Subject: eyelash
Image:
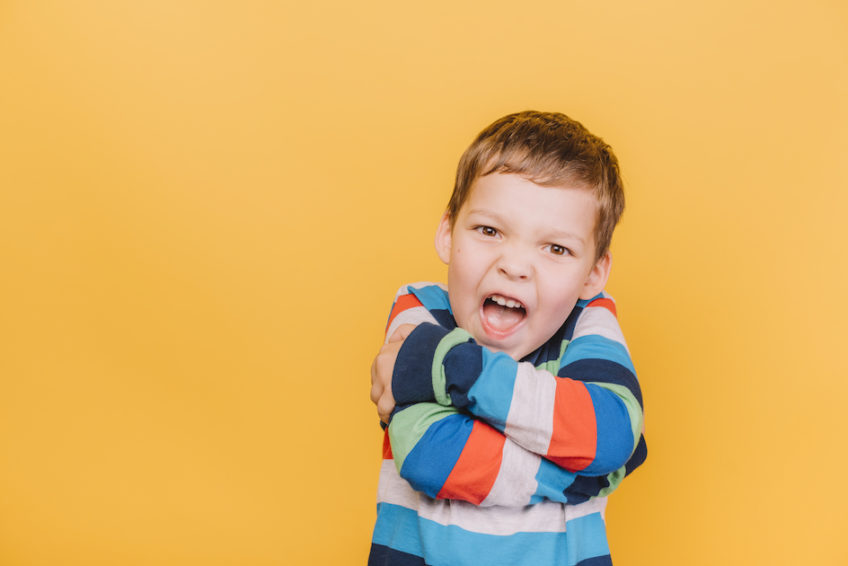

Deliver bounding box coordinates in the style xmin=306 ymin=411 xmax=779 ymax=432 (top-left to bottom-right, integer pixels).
xmin=475 ymin=225 xmax=499 ymax=237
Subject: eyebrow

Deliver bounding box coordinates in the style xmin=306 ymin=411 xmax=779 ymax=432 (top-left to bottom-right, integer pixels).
xmin=547 ymin=229 xmax=586 ymax=245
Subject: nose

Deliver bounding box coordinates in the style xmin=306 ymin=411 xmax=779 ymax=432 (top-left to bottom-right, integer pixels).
xmin=497 ymin=245 xmax=532 ymax=281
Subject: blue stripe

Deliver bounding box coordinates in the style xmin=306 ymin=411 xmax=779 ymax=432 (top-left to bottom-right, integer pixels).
xmin=560 ymin=335 xmax=635 ymax=375
xmin=410 ymin=284 xmax=452 ymax=312
xmin=532 ymin=458 xmax=577 ymax=503
xmin=558 ymin=358 xmax=641 ymax=407
xmin=373 ymin=502 xmax=610 ymax=566
xmin=465 ymin=349 xmax=518 ymax=430
xmin=580 ymin=384 xmax=634 ymax=475
xmin=400 ymin=414 xmax=472 ymax=498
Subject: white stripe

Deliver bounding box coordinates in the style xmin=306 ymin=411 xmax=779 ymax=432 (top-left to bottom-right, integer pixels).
xmin=377 ymin=459 xmax=419 ymax=507
xmin=421 ymin=497 xmax=568 ymax=535
xmin=385 ymin=307 xmax=438 ymax=343
xmin=572 ymin=305 xmax=629 ymax=352
xmin=377 ymin=460 xmax=608 ymax=535
xmin=503 ymin=363 xmax=556 ymax=453
xmin=565 ymin=496 xmax=607 ymax=522
xmin=480 ymin=439 xmax=540 ymax=507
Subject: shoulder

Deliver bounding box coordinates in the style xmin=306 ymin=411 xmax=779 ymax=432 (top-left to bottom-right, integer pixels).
xmin=386 ymin=282 xmax=456 ymax=335
xmin=576 ymin=290 xmax=618 ymax=318
xmin=569 ymin=291 xmax=628 ymax=343
xmin=391 ymin=282 xmax=450 ymax=312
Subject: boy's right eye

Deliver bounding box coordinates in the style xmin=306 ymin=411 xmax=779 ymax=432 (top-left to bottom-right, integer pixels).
xmin=476 ymin=226 xmax=498 ymax=237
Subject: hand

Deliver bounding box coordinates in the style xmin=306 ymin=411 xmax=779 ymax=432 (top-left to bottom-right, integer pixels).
xmin=370 ymin=324 xmax=416 ymax=423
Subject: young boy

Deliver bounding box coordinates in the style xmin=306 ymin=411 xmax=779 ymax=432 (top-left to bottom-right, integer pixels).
xmin=368 ymin=111 xmax=647 ymax=566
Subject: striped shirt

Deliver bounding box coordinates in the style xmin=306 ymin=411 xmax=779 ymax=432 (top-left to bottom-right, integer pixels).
xmin=369 ymin=283 xmax=647 ymax=566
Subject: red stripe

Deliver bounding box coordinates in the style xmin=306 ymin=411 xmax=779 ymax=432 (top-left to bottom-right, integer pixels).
xmin=586 ymin=297 xmax=616 ymax=316
xmin=547 ymin=379 xmax=597 ymax=472
xmin=386 ymin=293 xmax=424 ymax=331
xmin=382 ymin=428 xmax=393 ymax=460
xmin=437 ymin=420 xmax=505 ymax=504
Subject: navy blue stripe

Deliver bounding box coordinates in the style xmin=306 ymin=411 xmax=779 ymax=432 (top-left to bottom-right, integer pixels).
xmin=443 ymin=341 xmax=483 ymax=408
xmin=368 ymin=543 xmax=427 ymax=566
xmin=564 ymin=473 xmax=612 ymax=502
xmin=561 ymin=304 xmax=584 ymax=341
xmin=558 ymin=358 xmax=642 ymax=407
xmin=430 ymin=308 xmax=457 ymax=330
xmin=625 ymin=434 xmax=648 ymax=476
xmin=575 ymin=555 xmax=612 ymax=566
xmin=393 ymin=323 xmax=449 ymax=405
xmin=521 ymin=306 xmax=583 ymax=366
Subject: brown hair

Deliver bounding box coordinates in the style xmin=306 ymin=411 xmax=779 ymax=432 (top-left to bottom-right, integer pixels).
xmin=448 ymin=110 xmax=625 ymax=261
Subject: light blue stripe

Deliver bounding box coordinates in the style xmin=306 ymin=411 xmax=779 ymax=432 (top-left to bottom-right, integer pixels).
xmin=410 ymin=284 xmax=452 ymax=312
xmin=465 ymin=349 xmax=517 ymax=430
xmin=563 ymin=512 xmax=611 ymax=566
xmin=372 ymin=502 xmax=424 ymax=559
xmin=560 ymin=335 xmax=635 ymax=375
xmin=533 ymin=458 xmax=577 ymax=503
xmin=373 ymin=502 xmax=610 ymax=566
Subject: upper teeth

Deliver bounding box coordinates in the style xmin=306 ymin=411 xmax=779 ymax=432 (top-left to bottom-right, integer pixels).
xmin=491 ymin=294 xmax=522 ymax=309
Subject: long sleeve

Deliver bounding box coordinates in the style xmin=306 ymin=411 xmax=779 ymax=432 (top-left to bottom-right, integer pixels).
xmin=383 ymin=283 xmax=646 ymax=505
xmin=389 ymin=283 xmax=645 ymax=478
xmin=387 ymin=402 xmax=591 ymax=506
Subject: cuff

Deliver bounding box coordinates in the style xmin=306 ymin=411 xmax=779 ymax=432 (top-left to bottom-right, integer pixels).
xmin=392 ymin=323 xmax=450 ymax=405
xmin=431 ymin=327 xmax=476 ymax=405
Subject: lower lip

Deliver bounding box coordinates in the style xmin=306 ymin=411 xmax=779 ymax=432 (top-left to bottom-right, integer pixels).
xmin=478 ymin=304 xmax=526 ymax=341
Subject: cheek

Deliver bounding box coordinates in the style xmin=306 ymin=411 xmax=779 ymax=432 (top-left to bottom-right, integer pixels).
xmin=541 ymin=282 xmax=580 ymax=317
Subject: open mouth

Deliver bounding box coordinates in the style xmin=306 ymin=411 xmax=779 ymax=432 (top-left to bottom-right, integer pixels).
xmin=481 ymin=294 xmax=527 ymax=336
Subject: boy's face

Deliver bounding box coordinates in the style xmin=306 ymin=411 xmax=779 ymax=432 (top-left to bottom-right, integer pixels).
xmin=435 ymin=172 xmax=611 ymax=360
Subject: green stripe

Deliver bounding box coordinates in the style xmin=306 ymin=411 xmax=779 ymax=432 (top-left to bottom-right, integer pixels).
xmin=598 ymin=466 xmax=627 ymax=497
xmin=540 ymin=358 xmax=560 ymax=375
xmin=388 ymin=403 xmax=460 ymax=471
xmin=558 ymin=338 xmax=570 ymax=362
xmin=431 ymin=327 xmax=474 ymax=406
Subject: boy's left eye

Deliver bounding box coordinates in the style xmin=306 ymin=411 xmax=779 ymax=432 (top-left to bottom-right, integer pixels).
xmin=548 ymin=244 xmax=570 ymax=256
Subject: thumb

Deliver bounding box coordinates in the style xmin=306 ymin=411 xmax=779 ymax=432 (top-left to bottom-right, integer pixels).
xmin=388 ymin=323 xmax=416 ymax=343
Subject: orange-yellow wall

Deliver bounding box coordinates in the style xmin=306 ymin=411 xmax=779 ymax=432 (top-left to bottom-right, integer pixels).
xmin=2 ymin=2 xmax=846 ymax=564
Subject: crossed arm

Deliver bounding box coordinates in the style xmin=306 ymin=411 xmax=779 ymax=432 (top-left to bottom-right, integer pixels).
xmin=370 ymin=283 xmax=646 ymax=507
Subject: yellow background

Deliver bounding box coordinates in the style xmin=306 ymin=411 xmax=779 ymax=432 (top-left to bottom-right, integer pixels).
xmin=2 ymin=1 xmax=846 ymax=564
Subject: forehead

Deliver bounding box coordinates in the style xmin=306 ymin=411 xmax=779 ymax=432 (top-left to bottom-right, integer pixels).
xmin=460 ymin=173 xmax=599 ymax=236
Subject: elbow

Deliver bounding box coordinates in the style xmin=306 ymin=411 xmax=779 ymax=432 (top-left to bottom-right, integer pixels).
xmin=583 ymin=395 xmax=639 ymax=475
xmin=580 ymin=430 xmax=634 ymax=476
xmin=575 ymin=383 xmax=641 ymax=475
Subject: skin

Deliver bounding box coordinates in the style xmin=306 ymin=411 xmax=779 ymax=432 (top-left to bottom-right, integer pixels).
xmin=371 ymin=173 xmax=611 ymax=422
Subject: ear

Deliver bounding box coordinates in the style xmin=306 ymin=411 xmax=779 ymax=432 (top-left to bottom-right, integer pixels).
xmin=434 ymin=212 xmax=452 ymax=265
xmin=579 ymin=251 xmax=612 ymax=300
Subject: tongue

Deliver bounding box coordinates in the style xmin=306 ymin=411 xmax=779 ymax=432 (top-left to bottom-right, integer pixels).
xmin=483 ymin=302 xmax=524 ymax=332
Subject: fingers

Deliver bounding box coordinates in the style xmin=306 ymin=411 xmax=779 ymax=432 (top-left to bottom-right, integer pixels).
xmin=388 ymin=323 xmax=416 ymax=343
xmin=372 ymin=328 xmax=410 ymax=422
xmin=377 ymin=394 xmax=393 ymax=424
